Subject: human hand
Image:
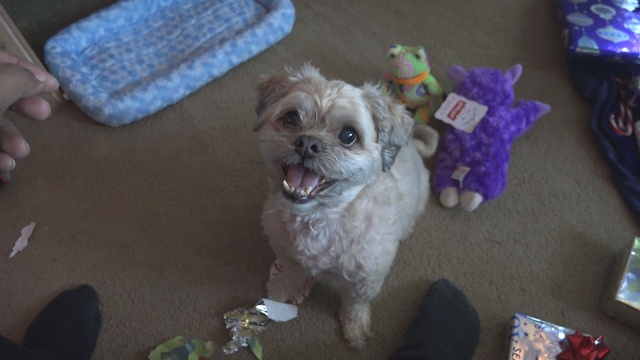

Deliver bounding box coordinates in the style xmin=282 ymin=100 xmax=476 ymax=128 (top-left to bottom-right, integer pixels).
xmin=0 ymin=50 xmax=59 ymax=179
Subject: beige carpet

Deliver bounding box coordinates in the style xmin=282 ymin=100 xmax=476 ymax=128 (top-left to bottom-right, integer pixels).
xmin=1 ymin=0 xmax=639 ymax=359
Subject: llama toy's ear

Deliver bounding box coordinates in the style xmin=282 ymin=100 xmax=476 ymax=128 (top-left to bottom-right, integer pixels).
xmin=447 ymin=65 xmax=468 ymax=83
xmin=505 ymin=64 xmax=523 ymax=85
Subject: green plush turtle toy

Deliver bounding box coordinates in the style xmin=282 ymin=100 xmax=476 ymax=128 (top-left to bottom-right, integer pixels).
xmin=383 ymin=44 xmax=444 ymax=124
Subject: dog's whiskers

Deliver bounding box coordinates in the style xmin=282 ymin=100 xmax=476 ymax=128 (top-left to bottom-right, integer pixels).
xmin=265 ymin=202 xmax=291 ymax=221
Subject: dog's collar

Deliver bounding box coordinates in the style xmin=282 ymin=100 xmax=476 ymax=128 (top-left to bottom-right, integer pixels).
xmin=390 ymin=71 xmax=428 ymax=86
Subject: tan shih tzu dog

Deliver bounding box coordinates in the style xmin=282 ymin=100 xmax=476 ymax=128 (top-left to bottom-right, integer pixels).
xmin=253 ymin=65 xmax=437 ymax=348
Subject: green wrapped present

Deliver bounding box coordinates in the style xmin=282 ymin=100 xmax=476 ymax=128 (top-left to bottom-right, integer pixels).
xmin=602 ymin=236 xmax=640 ymax=330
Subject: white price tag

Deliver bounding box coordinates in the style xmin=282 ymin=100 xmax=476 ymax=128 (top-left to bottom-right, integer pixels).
xmin=451 ymin=166 xmax=471 ymax=187
xmin=435 ymin=92 xmax=488 ymax=133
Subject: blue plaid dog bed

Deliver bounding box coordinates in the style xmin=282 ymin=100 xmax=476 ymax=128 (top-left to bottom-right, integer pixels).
xmin=45 ymin=0 xmax=295 ymax=127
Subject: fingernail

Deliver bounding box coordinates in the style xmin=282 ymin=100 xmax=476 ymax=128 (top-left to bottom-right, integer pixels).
xmin=35 ymin=72 xmax=48 ymax=83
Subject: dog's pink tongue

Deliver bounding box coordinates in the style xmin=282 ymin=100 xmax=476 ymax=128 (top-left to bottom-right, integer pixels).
xmin=287 ymin=164 xmax=321 ymax=189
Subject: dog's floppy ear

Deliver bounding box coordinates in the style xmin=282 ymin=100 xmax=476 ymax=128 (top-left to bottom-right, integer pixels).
xmin=254 ymin=72 xmax=290 ymax=131
xmin=362 ymin=83 xmax=414 ymax=172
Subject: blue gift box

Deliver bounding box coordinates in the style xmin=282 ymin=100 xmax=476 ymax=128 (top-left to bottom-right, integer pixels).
xmin=558 ymin=0 xmax=640 ymax=63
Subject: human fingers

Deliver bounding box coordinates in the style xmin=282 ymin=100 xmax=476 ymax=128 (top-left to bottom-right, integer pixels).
xmin=0 ymin=116 xmax=29 ymax=173
xmin=0 ymin=151 xmax=17 ymax=173
xmin=11 ymin=96 xmax=52 ymax=121
xmin=0 ymin=63 xmax=51 ymax=117
xmin=0 ymin=50 xmax=59 ymax=92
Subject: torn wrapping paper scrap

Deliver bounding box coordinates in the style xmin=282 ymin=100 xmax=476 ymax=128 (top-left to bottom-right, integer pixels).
xmin=222 ymin=307 xmax=269 ymax=358
xmin=255 ymin=298 xmax=298 ymax=322
xmin=249 ymin=336 xmax=263 ymax=360
xmin=9 ymin=222 xmax=36 ymax=258
xmin=222 ymin=298 xmax=298 ymax=358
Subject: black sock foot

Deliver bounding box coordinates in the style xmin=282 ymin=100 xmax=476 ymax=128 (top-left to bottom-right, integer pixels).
xmin=23 ymin=284 xmax=102 ymax=360
xmin=389 ymin=278 xmax=481 ymax=360
xmin=0 ymin=335 xmax=65 ymax=360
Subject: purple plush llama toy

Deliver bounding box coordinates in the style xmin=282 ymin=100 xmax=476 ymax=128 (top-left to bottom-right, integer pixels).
xmin=433 ymin=64 xmax=551 ymax=211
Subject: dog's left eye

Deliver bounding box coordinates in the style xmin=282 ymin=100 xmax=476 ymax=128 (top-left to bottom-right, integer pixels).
xmin=338 ymin=127 xmax=358 ymax=146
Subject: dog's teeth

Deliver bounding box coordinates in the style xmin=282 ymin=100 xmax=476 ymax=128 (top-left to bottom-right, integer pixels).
xmin=283 ymin=180 xmax=315 ymax=196
xmin=283 ymin=180 xmax=293 ymax=194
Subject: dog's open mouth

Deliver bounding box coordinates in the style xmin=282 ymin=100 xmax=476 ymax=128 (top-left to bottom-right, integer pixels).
xmin=282 ymin=163 xmax=338 ymax=204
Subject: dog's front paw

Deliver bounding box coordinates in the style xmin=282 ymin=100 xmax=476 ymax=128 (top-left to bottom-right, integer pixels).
xmin=266 ymin=279 xmax=296 ymax=304
xmin=267 ymin=260 xmax=315 ymax=305
xmin=339 ymin=303 xmax=372 ymax=349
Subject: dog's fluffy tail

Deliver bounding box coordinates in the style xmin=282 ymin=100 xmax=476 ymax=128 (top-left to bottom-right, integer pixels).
xmin=411 ymin=124 xmax=439 ymax=159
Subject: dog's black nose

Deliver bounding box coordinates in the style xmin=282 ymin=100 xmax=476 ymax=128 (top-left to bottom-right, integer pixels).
xmin=295 ymin=135 xmax=324 ymax=158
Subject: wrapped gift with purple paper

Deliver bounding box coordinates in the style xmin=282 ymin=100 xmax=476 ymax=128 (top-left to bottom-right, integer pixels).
xmin=507 ymin=312 xmax=611 ymax=360
xmin=558 ymin=0 xmax=640 ymax=63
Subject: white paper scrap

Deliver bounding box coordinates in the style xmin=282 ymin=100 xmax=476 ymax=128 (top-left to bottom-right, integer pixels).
xmin=260 ymin=298 xmax=298 ymax=322
xmin=9 ymin=222 xmax=36 ymax=258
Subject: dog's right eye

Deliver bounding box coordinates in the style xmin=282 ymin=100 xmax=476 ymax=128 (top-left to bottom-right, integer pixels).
xmin=283 ymin=111 xmax=300 ymax=128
